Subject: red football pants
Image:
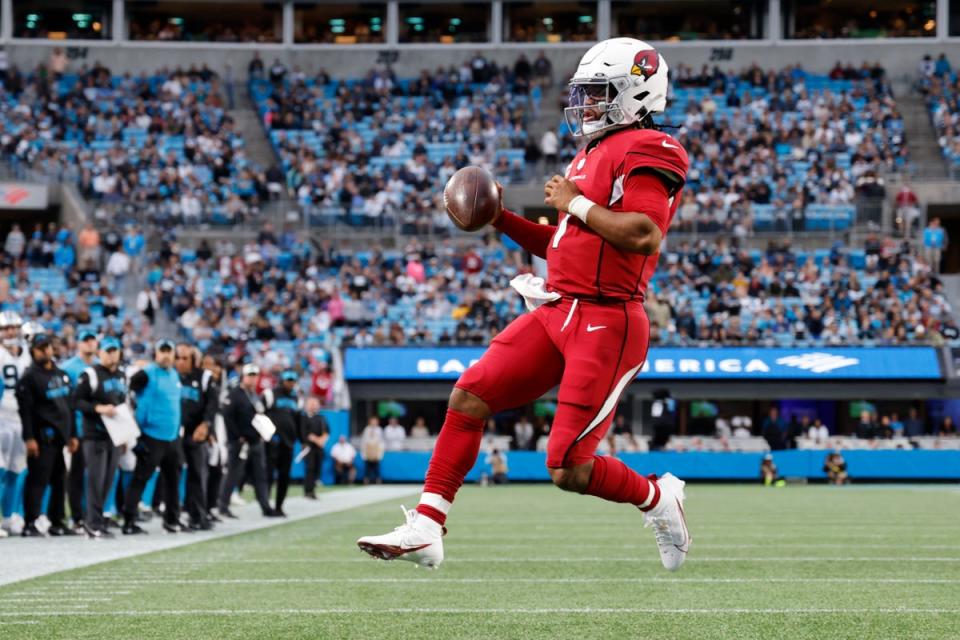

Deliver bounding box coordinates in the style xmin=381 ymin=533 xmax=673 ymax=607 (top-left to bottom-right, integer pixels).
xmin=457 ymin=297 xmax=650 ymax=468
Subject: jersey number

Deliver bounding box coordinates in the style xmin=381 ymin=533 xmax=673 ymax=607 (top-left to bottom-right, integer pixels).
xmin=2 ymin=365 xmax=17 ymax=391
xmin=552 ymin=214 xmax=570 ymax=249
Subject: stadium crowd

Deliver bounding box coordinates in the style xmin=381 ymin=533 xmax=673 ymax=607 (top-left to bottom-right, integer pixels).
xmin=0 ymin=55 xmax=914 ymax=235
xmin=203 ymin=231 xmax=949 ymax=349
xmin=551 ymin=61 xmax=904 ymax=234
xmin=919 ymin=53 xmax=960 ymax=175
xmin=252 ymin=53 xmax=547 ymax=228
xmin=0 ymin=60 xmax=273 ymax=227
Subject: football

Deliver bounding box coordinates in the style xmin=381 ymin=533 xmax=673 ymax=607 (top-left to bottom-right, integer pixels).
xmin=443 ymin=166 xmax=501 ymax=232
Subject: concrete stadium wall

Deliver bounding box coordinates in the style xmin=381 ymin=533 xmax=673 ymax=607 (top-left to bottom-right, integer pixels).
xmin=5 ymin=40 xmax=960 ymax=80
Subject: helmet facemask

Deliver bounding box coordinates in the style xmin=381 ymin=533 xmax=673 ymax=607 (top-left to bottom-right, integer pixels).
xmin=564 ymin=75 xmax=645 ymax=139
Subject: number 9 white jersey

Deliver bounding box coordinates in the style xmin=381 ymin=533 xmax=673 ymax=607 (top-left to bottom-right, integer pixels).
xmin=0 ymin=344 xmax=31 ymax=422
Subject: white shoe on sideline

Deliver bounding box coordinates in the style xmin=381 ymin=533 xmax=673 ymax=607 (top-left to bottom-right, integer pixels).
xmin=230 ymin=493 xmax=247 ymax=507
xmin=357 ymin=506 xmax=445 ymax=569
xmin=642 ymin=473 xmax=691 ymax=571
xmin=1 ymin=514 xmax=24 ymax=536
xmin=35 ymin=515 xmax=51 ymax=534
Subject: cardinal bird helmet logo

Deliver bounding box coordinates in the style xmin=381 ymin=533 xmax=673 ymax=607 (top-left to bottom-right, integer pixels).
xmin=631 ymin=50 xmax=659 ymax=80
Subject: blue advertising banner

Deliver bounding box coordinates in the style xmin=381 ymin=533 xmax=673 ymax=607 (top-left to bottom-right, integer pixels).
xmin=371 ymin=450 xmax=960 ymax=482
xmin=346 ymin=347 xmax=942 ymax=381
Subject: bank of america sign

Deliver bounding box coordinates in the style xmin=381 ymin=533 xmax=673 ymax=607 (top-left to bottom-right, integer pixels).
xmin=345 ymin=347 xmax=941 ymax=381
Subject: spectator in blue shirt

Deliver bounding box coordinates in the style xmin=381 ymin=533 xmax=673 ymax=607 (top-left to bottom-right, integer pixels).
xmin=934 ymin=54 xmax=952 ymax=79
xmin=923 ymin=217 xmax=947 ymax=274
xmin=889 ymin=412 xmax=905 ymax=437
xmin=122 ymin=226 xmax=145 ymax=268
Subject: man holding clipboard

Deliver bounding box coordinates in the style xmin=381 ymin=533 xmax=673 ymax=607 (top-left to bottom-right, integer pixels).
xmin=217 ymin=363 xmax=280 ymax=519
xmin=73 ymin=336 xmax=128 ymax=538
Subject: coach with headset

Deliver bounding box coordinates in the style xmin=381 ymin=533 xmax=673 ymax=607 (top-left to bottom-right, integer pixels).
xmin=123 ymin=339 xmax=186 ymax=535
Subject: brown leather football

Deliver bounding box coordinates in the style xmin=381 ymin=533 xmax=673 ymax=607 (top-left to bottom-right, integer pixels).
xmin=443 ymin=166 xmax=500 ymax=232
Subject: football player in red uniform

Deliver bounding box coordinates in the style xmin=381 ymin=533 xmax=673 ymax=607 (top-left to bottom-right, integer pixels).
xmin=358 ymin=38 xmax=691 ymax=571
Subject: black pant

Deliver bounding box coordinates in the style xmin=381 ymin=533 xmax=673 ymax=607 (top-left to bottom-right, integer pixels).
xmin=122 ymin=435 xmax=182 ymax=526
xmin=364 ymin=459 xmax=381 ymax=484
xmin=334 ymin=462 xmax=355 ymax=485
xmin=83 ymin=439 xmax=119 ymax=532
xmin=218 ymin=440 xmax=271 ymax=514
xmin=207 ymin=458 xmax=223 ymax=513
xmin=266 ymin=441 xmax=293 ymax=510
xmin=183 ymin=443 xmax=209 ymax=524
xmin=24 ymin=432 xmax=66 ymax=527
xmin=153 ymin=440 xmax=185 ymax=514
xmin=303 ymin=448 xmax=325 ymax=495
xmin=68 ymin=442 xmax=86 ymax=524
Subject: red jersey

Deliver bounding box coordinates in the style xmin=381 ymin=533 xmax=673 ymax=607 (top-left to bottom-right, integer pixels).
xmin=547 ymin=127 xmax=688 ymax=301
xmin=311 ymin=369 xmax=333 ymax=402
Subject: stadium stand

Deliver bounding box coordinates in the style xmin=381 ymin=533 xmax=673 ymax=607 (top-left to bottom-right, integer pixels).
xmin=213 ymin=233 xmax=948 ymax=349
xmin=921 ymin=55 xmax=960 ymax=177
xmin=0 ymin=64 xmax=268 ymax=227
xmin=251 ymin=56 xmax=540 ymax=229
xmin=557 ymin=62 xmax=905 ymax=235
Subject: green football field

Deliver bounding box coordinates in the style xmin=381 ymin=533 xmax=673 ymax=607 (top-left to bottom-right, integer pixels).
xmin=2 ymin=483 xmax=959 ymax=639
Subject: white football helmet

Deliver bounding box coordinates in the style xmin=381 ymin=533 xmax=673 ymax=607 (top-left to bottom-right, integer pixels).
xmin=564 ymin=38 xmax=669 ymax=139
xmin=0 ymin=311 xmax=23 ymax=348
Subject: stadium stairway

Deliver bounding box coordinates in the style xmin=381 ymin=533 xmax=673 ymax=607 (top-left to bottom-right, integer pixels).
xmin=527 ymin=80 xmax=565 ymax=178
xmin=940 ymin=274 xmax=960 ymax=323
xmin=229 ymin=90 xmax=278 ymax=171
xmin=899 ymin=93 xmax=948 ymax=179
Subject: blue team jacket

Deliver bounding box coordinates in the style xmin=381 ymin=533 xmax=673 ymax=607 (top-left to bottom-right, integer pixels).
xmin=134 ymin=363 xmax=182 ymax=442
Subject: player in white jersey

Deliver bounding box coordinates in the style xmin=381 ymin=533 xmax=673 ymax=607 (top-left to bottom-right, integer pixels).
xmin=0 ymin=312 xmax=31 ymax=536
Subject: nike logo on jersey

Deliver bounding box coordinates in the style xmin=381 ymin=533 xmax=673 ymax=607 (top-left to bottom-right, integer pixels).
xmin=586 ymin=324 xmax=607 ymax=333
xmin=661 ymin=139 xmax=680 ymax=149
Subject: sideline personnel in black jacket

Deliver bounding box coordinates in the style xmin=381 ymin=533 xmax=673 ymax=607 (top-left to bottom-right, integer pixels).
xmin=73 ymin=336 xmax=127 ymax=538
xmin=217 ymin=363 xmax=276 ymax=518
xmin=300 ymin=396 xmax=330 ymax=499
xmin=263 ymin=370 xmax=301 ymax=516
xmin=176 ymin=343 xmax=219 ymax=530
xmin=17 ymin=334 xmax=76 ymax=537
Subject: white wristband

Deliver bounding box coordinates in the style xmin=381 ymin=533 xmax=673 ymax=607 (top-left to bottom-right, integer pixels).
xmin=567 ymin=195 xmax=595 ymax=223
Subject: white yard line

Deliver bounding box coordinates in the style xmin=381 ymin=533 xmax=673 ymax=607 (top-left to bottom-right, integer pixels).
xmin=44 ymin=577 xmax=960 ymax=586
xmin=0 ymin=485 xmax=419 ymax=587
xmin=102 ymin=555 xmax=960 ymax=564
xmin=3 ymin=607 xmax=960 ymax=617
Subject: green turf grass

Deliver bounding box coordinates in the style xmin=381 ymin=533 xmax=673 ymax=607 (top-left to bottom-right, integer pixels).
xmin=2 ymin=484 xmax=959 ymax=639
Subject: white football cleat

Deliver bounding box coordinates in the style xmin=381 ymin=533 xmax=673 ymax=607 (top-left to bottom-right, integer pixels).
xmin=2 ymin=514 xmax=24 ymax=536
xmin=357 ymin=506 xmax=445 ymax=569
xmin=642 ymin=473 xmax=691 ymax=571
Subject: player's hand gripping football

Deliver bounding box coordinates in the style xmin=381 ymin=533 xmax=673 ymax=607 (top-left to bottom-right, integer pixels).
xmin=544 ymin=175 xmax=581 ymax=213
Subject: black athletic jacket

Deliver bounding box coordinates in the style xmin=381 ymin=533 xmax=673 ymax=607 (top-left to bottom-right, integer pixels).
xmin=262 ymin=387 xmax=301 ymax=448
xmin=221 ymin=385 xmax=262 ymax=442
xmin=73 ymin=364 xmax=128 ymax=441
xmin=17 ymin=362 xmax=73 ymax=442
xmin=180 ymin=368 xmax=219 ymax=445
